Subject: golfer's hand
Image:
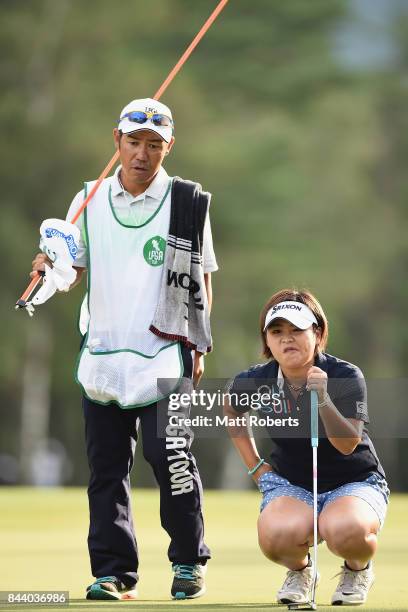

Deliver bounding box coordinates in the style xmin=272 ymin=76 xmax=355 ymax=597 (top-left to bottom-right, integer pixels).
xmin=253 ymin=462 xmax=273 ymax=484
xmin=30 ymin=253 xmax=52 ymax=278
xmin=306 ymin=366 xmax=328 ymax=402
xmin=193 ymin=352 xmax=204 ymax=388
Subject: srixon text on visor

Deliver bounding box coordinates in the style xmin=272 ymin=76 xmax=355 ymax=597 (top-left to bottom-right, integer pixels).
xmin=272 ymin=304 xmax=302 ymax=313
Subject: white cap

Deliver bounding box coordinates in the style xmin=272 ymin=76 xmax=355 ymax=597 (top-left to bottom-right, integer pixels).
xmin=118 ymin=98 xmax=173 ymax=142
xmin=264 ymin=301 xmax=318 ymax=331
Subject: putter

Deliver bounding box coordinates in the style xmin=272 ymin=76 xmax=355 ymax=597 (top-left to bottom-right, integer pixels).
xmin=288 ymin=390 xmax=319 ymax=611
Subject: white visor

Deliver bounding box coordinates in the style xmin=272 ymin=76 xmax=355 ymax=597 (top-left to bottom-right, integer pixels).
xmin=264 ymin=301 xmax=318 ymax=331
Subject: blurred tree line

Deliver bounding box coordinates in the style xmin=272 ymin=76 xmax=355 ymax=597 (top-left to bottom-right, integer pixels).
xmin=1 ymin=0 xmax=407 ymax=489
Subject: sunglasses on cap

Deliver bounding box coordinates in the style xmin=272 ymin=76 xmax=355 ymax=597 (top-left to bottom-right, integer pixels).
xmin=119 ymin=111 xmax=173 ymax=127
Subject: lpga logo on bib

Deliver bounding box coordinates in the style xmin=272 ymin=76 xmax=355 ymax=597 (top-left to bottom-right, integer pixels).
xmin=143 ymin=236 xmax=166 ymax=267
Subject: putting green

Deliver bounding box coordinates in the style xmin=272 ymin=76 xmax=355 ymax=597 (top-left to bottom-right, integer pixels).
xmin=0 ymin=488 xmax=406 ymax=611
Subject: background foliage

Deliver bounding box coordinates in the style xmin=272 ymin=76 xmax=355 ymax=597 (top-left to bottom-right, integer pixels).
xmin=1 ymin=0 xmax=407 ymax=489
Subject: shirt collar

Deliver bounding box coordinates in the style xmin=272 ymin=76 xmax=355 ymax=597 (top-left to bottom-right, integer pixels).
xmin=277 ymin=365 xmax=284 ymax=390
xmin=314 ymin=352 xmax=328 ymax=371
xmin=111 ymin=165 xmax=169 ymax=200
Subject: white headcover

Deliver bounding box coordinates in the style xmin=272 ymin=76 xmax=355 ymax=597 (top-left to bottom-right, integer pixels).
xmin=26 ymin=219 xmax=80 ymax=315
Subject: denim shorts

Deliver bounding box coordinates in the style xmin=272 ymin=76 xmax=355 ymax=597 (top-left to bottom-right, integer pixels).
xmin=258 ymin=471 xmax=390 ymax=529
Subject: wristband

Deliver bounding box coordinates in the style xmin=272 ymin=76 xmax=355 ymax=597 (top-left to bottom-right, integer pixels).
xmin=317 ymin=392 xmax=330 ymax=407
xmin=248 ymin=458 xmax=265 ymax=476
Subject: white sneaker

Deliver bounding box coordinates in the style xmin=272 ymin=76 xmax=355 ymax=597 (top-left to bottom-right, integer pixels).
xmin=331 ymin=562 xmax=374 ymax=605
xmin=277 ymin=560 xmax=319 ymax=605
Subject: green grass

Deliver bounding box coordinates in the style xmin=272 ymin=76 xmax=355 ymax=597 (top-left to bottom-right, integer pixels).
xmin=0 ymin=489 xmax=407 ymax=611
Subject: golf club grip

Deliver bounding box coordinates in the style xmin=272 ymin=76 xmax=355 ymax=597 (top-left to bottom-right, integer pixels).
xmin=310 ymin=390 xmax=319 ymax=447
xmin=17 ymin=272 xmax=42 ymax=304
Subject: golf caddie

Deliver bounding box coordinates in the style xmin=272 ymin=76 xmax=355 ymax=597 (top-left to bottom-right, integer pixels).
xmin=224 ymin=289 xmax=389 ymax=607
xmin=31 ymin=98 xmax=217 ymax=601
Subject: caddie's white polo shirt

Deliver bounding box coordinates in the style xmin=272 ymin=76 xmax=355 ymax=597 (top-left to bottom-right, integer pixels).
xmin=66 ymin=166 xmax=218 ymax=273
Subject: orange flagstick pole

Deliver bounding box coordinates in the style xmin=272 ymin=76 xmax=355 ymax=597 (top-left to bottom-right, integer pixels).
xmin=16 ymin=0 xmax=229 ymax=309
xmin=153 ymin=0 xmax=229 ymax=100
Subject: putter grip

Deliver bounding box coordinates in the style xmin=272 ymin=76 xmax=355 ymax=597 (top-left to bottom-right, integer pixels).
xmin=310 ymin=390 xmax=319 ymax=447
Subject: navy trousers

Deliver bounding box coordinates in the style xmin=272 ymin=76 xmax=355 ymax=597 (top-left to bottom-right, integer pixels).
xmin=83 ymin=346 xmax=211 ymax=588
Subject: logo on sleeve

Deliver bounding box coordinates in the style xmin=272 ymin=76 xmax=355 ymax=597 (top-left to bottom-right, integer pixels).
xmin=356 ymin=401 xmax=367 ymax=416
xmin=143 ymin=236 xmax=166 ymax=266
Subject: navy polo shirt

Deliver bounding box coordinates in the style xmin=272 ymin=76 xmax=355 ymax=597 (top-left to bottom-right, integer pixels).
xmin=229 ymin=352 xmax=386 ymax=493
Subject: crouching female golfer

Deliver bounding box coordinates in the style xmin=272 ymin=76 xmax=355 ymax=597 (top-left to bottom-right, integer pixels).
xmin=225 ymin=289 xmax=389 ymax=606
